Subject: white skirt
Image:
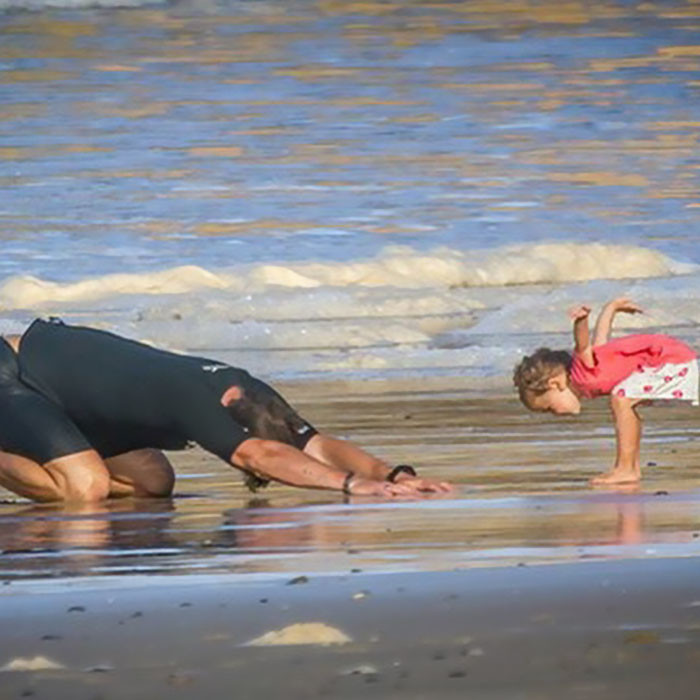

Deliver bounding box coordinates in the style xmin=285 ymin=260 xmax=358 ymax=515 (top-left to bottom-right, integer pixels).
xmin=612 ymin=361 xmax=699 ymax=405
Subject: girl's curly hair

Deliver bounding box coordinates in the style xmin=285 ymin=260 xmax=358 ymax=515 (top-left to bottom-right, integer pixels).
xmin=513 ymin=348 xmax=572 ymax=406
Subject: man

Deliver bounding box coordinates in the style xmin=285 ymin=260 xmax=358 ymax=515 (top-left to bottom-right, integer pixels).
xmin=0 ymin=318 xmax=452 ymax=502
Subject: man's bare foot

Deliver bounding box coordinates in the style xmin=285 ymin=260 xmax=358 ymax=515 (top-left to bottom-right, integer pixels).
xmin=590 ymin=469 xmax=640 ymax=486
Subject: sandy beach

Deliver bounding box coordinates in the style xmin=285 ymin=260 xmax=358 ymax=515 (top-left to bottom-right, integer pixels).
xmin=3 ymin=380 xmax=700 ymax=697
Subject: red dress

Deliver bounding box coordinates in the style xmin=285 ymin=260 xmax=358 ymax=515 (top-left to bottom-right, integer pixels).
xmin=570 ymin=334 xmax=697 ymax=400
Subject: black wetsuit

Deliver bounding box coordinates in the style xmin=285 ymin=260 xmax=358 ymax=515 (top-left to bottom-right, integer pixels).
xmin=0 ymin=319 xmax=316 ymax=465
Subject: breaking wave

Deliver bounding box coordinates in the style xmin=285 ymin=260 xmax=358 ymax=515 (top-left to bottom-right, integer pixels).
xmin=0 ymin=243 xmax=691 ymax=310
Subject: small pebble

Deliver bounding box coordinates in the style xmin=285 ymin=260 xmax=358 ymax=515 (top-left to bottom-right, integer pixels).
xmin=352 ymin=591 xmax=370 ymax=600
xmin=130 ymin=611 xmax=143 ymax=618
xmin=259 ymin=598 xmax=268 ymax=604
xmin=41 ymin=635 xmax=61 ymax=641
xmin=342 ymin=664 xmax=378 ymax=676
xmin=350 ymin=568 xmax=362 ymax=574
xmin=168 ymin=672 xmax=197 ymax=687
xmin=286 ymin=575 xmax=309 ymax=586
xmin=67 ymin=606 xmax=85 ymax=613
xmin=654 ymin=490 xmax=669 ymax=496
xmin=179 ymin=602 xmax=192 ymax=608
xmin=448 ymin=670 xmax=466 ymax=678
xmin=646 ymin=461 xmax=658 ymax=467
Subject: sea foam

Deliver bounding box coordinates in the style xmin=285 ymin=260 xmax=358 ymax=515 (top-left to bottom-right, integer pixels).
xmin=0 ymin=243 xmax=689 ymax=310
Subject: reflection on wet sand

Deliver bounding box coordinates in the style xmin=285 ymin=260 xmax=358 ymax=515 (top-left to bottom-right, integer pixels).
xmin=2 ymin=388 xmax=700 ymax=581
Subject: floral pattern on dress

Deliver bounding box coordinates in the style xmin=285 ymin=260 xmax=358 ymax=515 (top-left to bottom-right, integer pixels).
xmin=612 ymin=361 xmax=699 ymax=406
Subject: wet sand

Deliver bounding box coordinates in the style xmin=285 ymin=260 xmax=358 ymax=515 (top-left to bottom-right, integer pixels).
xmin=2 ymin=380 xmax=700 ymax=696
xmin=2 ymin=558 xmax=700 ymax=699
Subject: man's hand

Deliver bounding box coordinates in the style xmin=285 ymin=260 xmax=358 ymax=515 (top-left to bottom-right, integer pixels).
xmin=394 ymin=475 xmax=453 ymax=493
xmin=568 ymin=304 xmax=592 ymax=322
xmin=347 ymin=476 xmax=415 ymax=497
xmin=347 ymin=475 xmax=453 ymax=497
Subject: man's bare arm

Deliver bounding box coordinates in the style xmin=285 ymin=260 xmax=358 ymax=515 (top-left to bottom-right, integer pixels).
xmin=231 ymin=438 xmax=412 ymax=497
xmin=303 ymin=433 xmax=391 ymax=481
xmin=303 ymin=433 xmax=452 ymax=493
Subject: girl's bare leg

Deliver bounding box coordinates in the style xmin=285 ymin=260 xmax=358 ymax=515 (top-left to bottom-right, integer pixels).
xmin=0 ymin=449 xmax=110 ymax=503
xmin=591 ymin=396 xmax=642 ymax=485
xmin=104 ymin=449 xmax=175 ymax=498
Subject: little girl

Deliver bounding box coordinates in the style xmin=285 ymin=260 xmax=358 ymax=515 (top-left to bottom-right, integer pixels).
xmin=513 ymin=297 xmax=698 ymax=485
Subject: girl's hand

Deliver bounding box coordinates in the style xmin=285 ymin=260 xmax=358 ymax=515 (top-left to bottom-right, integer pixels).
xmin=394 ymin=475 xmax=453 ymax=493
xmin=610 ymin=297 xmax=643 ymax=314
xmin=568 ymin=304 xmax=592 ymax=322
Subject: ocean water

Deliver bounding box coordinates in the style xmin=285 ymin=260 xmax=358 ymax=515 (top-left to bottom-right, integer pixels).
xmin=1 ymin=0 xmax=699 ymax=382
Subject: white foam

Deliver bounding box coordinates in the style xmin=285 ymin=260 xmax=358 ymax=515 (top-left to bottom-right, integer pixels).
xmin=0 ymin=265 xmax=230 ymax=310
xmin=0 ymin=243 xmax=689 ymax=311
xmin=1 ymin=242 xmax=697 ymax=381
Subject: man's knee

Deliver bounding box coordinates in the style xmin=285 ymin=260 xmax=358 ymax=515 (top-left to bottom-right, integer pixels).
xmin=130 ymin=449 xmax=175 ymax=497
xmin=143 ymin=452 xmax=175 ymax=497
xmin=69 ymin=469 xmax=110 ymax=502
xmin=46 ymin=452 xmax=111 ymax=503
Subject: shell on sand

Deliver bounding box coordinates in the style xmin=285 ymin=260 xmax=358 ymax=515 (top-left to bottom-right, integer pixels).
xmin=1 ymin=655 xmax=65 ymax=672
xmin=245 ymin=622 xmax=352 ymax=647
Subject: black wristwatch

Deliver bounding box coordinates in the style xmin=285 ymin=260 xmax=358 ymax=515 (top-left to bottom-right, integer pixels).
xmin=342 ymin=472 xmax=356 ymax=495
xmin=387 ymin=464 xmax=417 ymax=483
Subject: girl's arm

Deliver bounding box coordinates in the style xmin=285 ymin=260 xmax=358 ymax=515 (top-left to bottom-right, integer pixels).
xmin=569 ymin=304 xmax=594 ymax=367
xmin=303 ymin=433 xmax=452 ymax=493
xmin=593 ymin=298 xmax=643 ymax=347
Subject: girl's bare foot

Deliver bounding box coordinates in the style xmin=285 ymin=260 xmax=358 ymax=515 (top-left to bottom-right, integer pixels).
xmin=590 ymin=468 xmax=640 ymax=486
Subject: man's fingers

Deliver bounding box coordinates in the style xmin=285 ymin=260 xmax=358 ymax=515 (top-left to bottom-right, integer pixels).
xmin=413 ymin=479 xmax=454 ymax=493
xmin=387 ymin=482 xmax=414 ymax=496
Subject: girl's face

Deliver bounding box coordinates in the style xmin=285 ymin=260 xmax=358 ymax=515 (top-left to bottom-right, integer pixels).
xmin=529 ymin=372 xmax=581 ymax=415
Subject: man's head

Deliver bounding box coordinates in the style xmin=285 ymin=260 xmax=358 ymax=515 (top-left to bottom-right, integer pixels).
xmin=222 ymin=381 xmax=309 ymax=491
xmin=513 ymin=348 xmax=581 ymax=415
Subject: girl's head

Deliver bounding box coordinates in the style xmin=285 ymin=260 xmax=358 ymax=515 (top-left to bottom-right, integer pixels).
xmin=513 ymin=348 xmax=581 ymax=415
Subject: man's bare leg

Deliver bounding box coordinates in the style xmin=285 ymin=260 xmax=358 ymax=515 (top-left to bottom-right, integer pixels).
xmin=0 ymin=449 xmax=110 ymax=503
xmin=104 ymin=449 xmax=175 ymax=498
